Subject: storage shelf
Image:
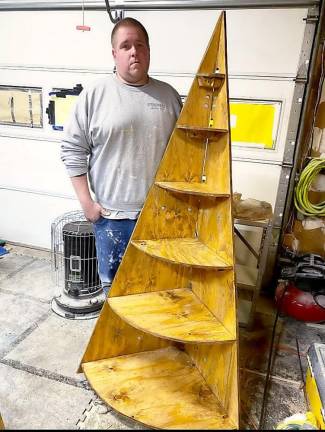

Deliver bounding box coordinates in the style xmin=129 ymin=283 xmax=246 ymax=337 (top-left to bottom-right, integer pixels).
xmin=82 ymin=346 xmax=236 ymax=430
xmin=155 ymin=181 xmax=230 ymax=197
xmin=196 ymin=73 xmax=225 ymax=88
xmin=197 ymin=72 xmax=225 ymax=79
xmin=177 ymin=125 xmax=228 ymax=135
xmin=235 ymin=264 xmax=258 ymax=290
xmin=108 ymin=288 xmax=235 ymax=343
xmin=131 ymin=238 xmax=232 ymax=269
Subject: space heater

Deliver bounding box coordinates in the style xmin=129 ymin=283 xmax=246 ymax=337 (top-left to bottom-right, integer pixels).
xmin=51 ymin=210 xmax=105 ymax=319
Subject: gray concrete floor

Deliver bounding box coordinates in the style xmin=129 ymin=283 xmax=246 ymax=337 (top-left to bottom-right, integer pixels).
xmin=0 ymin=244 xmax=323 ymax=429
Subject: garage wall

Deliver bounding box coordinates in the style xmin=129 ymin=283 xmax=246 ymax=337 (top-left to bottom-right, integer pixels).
xmin=0 ymin=7 xmax=308 ymax=248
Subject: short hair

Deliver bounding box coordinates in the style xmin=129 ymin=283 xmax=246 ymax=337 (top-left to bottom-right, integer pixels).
xmin=111 ymin=17 xmax=149 ymax=48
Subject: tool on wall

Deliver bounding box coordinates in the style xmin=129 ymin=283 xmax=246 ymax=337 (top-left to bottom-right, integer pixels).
xmin=76 ymin=0 xmax=91 ymax=31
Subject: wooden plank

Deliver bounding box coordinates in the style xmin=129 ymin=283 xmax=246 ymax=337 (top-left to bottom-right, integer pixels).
xmin=82 ymin=346 xmax=237 ymax=430
xmin=110 ymin=245 xmax=190 ymax=297
xmin=0 ymin=413 xmax=4 ymax=430
xmin=155 ymin=130 xmax=230 ymax=195
xmin=186 ymin=341 xmax=239 ymax=428
xmin=197 ymin=73 xmax=225 ymax=79
xmin=198 ymin=198 xmax=234 ymax=265
xmin=131 ymin=238 xmax=232 ymax=269
xmin=198 ymin=13 xmax=223 ymax=75
xmin=108 ymin=288 xmax=235 ymax=343
xmin=190 ymin=268 xmax=237 ymax=338
xmin=177 ymin=125 xmax=228 ymax=133
xmin=131 ymin=185 xmax=198 ymax=241
xmin=79 ymin=302 xmax=170 ymax=368
xmin=155 ymin=181 xmax=230 ymax=197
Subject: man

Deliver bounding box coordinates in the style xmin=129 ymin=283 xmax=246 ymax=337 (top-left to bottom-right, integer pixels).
xmin=61 ymin=18 xmax=182 ymax=295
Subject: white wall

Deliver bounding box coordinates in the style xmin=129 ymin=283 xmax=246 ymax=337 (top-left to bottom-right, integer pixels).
xmin=0 ymin=7 xmax=308 ymax=248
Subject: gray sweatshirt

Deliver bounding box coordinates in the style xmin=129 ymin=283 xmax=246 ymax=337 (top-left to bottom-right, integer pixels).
xmin=61 ymin=74 xmax=182 ymax=212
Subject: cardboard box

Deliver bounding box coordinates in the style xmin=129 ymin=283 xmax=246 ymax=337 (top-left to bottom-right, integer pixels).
xmin=284 ymin=220 xmax=325 ymax=257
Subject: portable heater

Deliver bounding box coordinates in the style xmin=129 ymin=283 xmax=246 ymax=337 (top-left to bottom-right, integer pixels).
xmin=51 ymin=210 xmax=105 ymax=319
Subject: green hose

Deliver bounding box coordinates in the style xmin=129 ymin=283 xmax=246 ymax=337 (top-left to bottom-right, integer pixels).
xmin=294 ymin=158 xmax=325 ymax=217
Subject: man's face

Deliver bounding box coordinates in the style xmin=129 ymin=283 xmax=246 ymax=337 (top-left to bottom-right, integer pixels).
xmin=112 ymin=25 xmax=150 ymax=86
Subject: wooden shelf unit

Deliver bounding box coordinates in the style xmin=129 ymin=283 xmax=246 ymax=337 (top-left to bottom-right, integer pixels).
xmin=80 ymin=12 xmax=239 ymax=430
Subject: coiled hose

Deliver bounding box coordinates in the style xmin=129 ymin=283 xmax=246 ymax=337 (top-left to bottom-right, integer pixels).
xmin=294 ymin=158 xmax=325 ymax=216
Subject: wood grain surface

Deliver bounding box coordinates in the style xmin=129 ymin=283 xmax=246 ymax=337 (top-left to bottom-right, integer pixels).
xmin=82 ymin=346 xmax=237 ymax=430
xmin=108 ymin=288 xmax=235 ymax=343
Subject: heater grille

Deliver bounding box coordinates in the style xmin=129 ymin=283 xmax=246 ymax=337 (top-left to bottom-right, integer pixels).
xmin=51 ymin=210 xmax=105 ymax=319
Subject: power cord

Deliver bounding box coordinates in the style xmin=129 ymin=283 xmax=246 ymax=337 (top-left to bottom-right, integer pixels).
xmin=258 ymin=283 xmax=289 ymax=430
xmin=294 ymin=158 xmax=325 ymax=217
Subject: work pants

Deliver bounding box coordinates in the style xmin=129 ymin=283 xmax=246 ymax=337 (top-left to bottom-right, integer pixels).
xmin=93 ymin=218 xmax=137 ymax=296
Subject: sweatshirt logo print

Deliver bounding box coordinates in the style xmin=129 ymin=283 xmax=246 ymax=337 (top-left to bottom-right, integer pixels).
xmin=147 ymin=102 xmax=166 ymax=111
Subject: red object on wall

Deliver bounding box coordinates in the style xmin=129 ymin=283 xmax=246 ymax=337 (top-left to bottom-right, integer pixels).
xmin=76 ymin=25 xmax=91 ymax=31
xmin=275 ymin=281 xmax=325 ymax=323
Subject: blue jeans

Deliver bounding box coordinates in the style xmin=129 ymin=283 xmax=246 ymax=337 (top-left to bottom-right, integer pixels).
xmin=93 ymin=217 xmax=137 ymax=296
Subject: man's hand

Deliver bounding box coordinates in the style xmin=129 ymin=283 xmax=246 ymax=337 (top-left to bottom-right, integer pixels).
xmin=70 ymin=174 xmax=104 ymax=223
xmin=82 ymin=200 xmax=103 ymax=223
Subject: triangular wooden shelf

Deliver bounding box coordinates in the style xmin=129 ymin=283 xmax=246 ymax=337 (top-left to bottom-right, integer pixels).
xmin=155 ymin=181 xmax=230 ymax=197
xmin=83 ymin=346 xmax=237 ymax=430
xmin=107 ymin=288 xmax=236 ymax=343
xmin=80 ymin=11 xmax=239 ymax=430
xmin=131 ymin=238 xmax=232 ymax=269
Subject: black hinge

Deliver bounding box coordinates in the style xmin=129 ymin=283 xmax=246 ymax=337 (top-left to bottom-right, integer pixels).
xmin=303 ymin=15 xmax=319 ymax=23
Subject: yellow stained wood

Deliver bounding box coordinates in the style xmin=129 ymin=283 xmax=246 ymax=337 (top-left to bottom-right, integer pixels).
xmin=198 ymin=14 xmax=224 ymax=75
xmin=197 ymin=73 xmax=225 ymax=90
xmin=108 ymin=288 xmax=235 ymax=343
xmin=155 ymin=181 xmax=230 ymax=197
xmin=204 ymin=132 xmax=231 ymax=194
xmin=0 ymin=413 xmax=4 ymax=430
xmin=177 ymin=125 xmax=228 ymax=133
xmin=186 ymin=342 xmax=239 ymax=427
xmin=177 ymin=15 xmax=227 ymax=131
xmin=131 ymin=238 xmax=232 ymax=269
xmin=110 ymin=245 xmax=190 ymax=297
xmin=80 ymin=12 xmax=239 ymax=430
xmin=155 ymin=129 xmax=230 ymax=196
xmin=82 ymin=346 xmax=237 ymax=430
xmin=190 ymin=268 xmax=237 ymax=338
xmin=131 ymin=184 xmax=198 ymax=241
xmin=79 ymin=302 xmax=170 ymax=368
xmin=198 ymin=198 xmax=234 ymax=264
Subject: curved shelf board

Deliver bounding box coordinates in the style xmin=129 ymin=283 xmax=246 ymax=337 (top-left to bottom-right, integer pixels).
xmin=196 ymin=73 xmax=225 ymax=89
xmin=197 ymin=72 xmax=225 ymax=79
xmin=131 ymin=238 xmax=233 ymax=269
xmin=108 ymin=288 xmax=235 ymax=343
xmin=177 ymin=125 xmax=228 ymax=135
xmin=155 ymin=181 xmax=230 ymax=197
xmin=82 ymin=346 xmax=237 ymax=430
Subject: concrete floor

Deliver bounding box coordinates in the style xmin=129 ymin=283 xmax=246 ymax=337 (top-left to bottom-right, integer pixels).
xmin=0 ymin=244 xmax=323 ymax=429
